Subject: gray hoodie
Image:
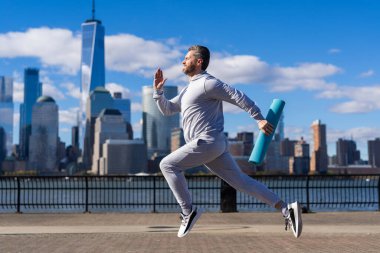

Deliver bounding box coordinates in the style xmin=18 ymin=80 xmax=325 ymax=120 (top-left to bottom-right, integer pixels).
xmin=153 ymin=71 xmax=265 ymax=143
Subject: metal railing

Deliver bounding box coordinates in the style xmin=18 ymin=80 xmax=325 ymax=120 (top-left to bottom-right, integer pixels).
xmin=0 ymin=175 xmax=379 ymax=213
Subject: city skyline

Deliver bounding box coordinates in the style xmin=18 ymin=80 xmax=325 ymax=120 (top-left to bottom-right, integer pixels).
xmin=0 ymin=0 xmax=379 ymax=158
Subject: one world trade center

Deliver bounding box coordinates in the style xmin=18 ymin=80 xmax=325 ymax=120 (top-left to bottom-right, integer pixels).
xmin=79 ymin=0 xmax=105 ymax=168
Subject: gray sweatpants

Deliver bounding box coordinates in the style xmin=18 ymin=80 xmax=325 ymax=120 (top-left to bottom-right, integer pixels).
xmin=160 ymin=132 xmax=282 ymax=214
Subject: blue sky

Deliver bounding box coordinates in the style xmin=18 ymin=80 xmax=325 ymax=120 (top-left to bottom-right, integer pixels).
xmin=0 ymin=0 xmax=379 ymax=159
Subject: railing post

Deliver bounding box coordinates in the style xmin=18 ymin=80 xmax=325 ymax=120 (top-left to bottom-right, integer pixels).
xmin=377 ymin=176 xmax=380 ymax=211
xmin=153 ymin=176 xmax=156 ymax=213
xmin=85 ymin=176 xmax=89 ymax=213
xmin=220 ymin=179 xmax=237 ymax=212
xmin=16 ymin=177 xmax=21 ymax=213
xmin=306 ymin=175 xmax=310 ymax=213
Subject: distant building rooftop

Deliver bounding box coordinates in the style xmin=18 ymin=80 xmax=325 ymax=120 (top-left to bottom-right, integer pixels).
xmin=37 ymin=96 xmax=56 ymax=103
xmin=99 ymin=108 xmax=122 ymax=117
xmin=84 ymin=19 xmax=102 ymax=24
xmin=92 ymin=86 xmax=109 ymax=93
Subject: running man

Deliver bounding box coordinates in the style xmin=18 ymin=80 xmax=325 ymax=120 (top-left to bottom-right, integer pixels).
xmin=153 ymin=45 xmax=302 ymax=238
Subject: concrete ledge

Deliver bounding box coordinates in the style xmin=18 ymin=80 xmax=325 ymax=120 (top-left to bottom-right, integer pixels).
xmin=1 ymin=212 xmax=380 ymax=253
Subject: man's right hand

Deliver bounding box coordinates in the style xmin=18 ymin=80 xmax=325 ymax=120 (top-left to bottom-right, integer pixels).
xmin=154 ymin=68 xmax=167 ymax=90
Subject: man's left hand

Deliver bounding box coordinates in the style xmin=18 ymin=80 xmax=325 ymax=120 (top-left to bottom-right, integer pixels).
xmin=258 ymin=120 xmax=274 ymax=136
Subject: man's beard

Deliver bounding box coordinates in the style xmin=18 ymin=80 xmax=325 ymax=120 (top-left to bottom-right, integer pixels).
xmin=182 ymin=63 xmax=196 ymax=75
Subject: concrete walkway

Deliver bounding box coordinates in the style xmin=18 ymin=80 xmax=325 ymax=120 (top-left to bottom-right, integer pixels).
xmin=0 ymin=212 xmax=379 ymax=253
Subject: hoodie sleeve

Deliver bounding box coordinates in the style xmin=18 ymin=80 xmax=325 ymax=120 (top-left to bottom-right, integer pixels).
xmin=153 ymin=89 xmax=181 ymax=116
xmin=204 ymin=77 xmax=265 ymax=122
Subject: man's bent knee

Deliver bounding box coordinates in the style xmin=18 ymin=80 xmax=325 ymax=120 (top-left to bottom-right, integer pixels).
xmin=159 ymin=157 xmax=174 ymax=173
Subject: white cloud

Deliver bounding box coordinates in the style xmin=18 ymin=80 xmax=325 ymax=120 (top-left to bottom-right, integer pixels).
xmin=12 ymin=70 xmax=22 ymax=82
xmin=208 ymin=54 xmax=270 ymax=84
xmin=164 ymin=63 xmax=185 ymax=81
xmin=330 ymin=101 xmax=375 ymax=114
xmin=43 ymin=83 xmax=65 ymax=100
xmin=165 ymin=54 xmax=342 ymax=95
xmin=105 ymin=82 xmax=131 ymax=99
xmin=60 ymin=82 xmax=81 ymax=99
xmin=318 ymin=85 xmax=380 ymax=113
xmin=40 ymin=75 xmax=65 ymax=100
xmin=13 ymin=81 xmax=24 ymax=103
xmin=105 ymin=34 xmax=183 ymax=77
xmin=59 ymin=107 xmax=79 ymax=125
xmin=274 ymin=63 xmax=340 ymax=80
xmin=0 ymin=27 xmax=184 ymax=78
xmin=284 ymin=126 xmax=311 ymax=141
xmin=131 ymin=102 xmax=142 ymax=112
xmin=270 ymin=63 xmax=341 ymax=91
xmin=359 ymin=69 xmax=375 ymax=78
xmin=1 ymin=27 xmax=342 ymax=94
xmin=60 ymin=127 xmax=71 ymax=133
xmin=12 ymin=72 xmax=66 ymax=103
xmin=328 ymin=127 xmax=380 ymax=141
xmin=316 ymin=87 xmax=344 ymax=99
xmin=132 ymin=120 xmax=142 ymax=136
xmin=3 ymin=26 xmax=379 ymax=115
xmin=0 ymin=27 xmax=81 ymax=74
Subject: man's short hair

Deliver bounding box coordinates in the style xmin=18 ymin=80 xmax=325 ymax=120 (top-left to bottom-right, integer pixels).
xmin=188 ymin=45 xmax=210 ymax=70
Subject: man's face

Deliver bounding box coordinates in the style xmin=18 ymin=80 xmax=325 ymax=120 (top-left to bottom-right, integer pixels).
xmin=182 ymin=50 xmax=202 ymax=76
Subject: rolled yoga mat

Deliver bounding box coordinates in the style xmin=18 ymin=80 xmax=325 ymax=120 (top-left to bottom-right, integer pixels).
xmin=249 ymin=99 xmax=285 ymax=165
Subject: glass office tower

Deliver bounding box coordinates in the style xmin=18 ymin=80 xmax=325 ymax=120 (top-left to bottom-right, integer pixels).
xmin=142 ymin=86 xmax=179 ymax=156
xmin=79 ymin=14 xmax=105 ymax=151
xmin=19 ymin=68 xmax=42 ymax=159
xmin=29 ymin=96 xmax=59 ymax=173
xmin=113 ymin=92 xmax=131 ymax=124
xmin=82 ymin=87 xmax=113 ymax=169
xmin=0 ymin=76 xmax=14 ymax=155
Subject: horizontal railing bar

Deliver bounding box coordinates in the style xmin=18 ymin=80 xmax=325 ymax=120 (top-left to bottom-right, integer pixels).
xmin=0 ymin=174 xmax=378 ymax=213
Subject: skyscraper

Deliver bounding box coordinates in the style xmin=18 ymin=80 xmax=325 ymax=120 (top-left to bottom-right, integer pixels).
xmin=236 ymin=132 xmax=254 ymax=156
xmin=82 ymin=87 xmax=114 ymax=169
xmin=294 ymin=137 xmax=309 ymax=158
xmin=228 ymin=140 xmax=245 ymax=156
xmin=19 ymin=68 xmax=42 ymax=159
xmin=0 ymin=76 xmax=14 ymax=155
xmin=101 ymin=139 xmax=147 ymax=175
xmin=275 ymin=114 xmax=285 ymax=141
xmin=280 ymin=138 xmax=296 ymax=157
xmin=29 ymin=96 xmax=58 ymax=173
xmin=0 ymin=127 xmax=6 ymax=165
xmin=171 ymin=128 xmax=185 ymax=152
xmin=336 ymin=138 xmax=360 ymax=166
xmin=289 ymin=137 xmax=310 ymax=175
xmin=0 ymin=76 xmax=13 ymax=102
xmin=71 ymin=126 xmax=79 ymax=148
xmin=91 ymin=109 xmax=130 ymax=174
xmin=265 ymin=139 xmax=289 ymax=173
xmin=113 ymin=92 xmax=131 ymax=124
xmin=79 ymin=0 xmax=105 ymax=150
xmin=310 ymin=120 xmax=328 ymax=174
xmin=142 ymin=86 xmax=179 ymax=156
xmin=368 ymin=138 xmax=380 ymax=168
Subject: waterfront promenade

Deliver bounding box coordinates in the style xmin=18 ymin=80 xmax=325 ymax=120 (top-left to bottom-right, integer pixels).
xmin=0 ymin=211 xmax=379 ymax=253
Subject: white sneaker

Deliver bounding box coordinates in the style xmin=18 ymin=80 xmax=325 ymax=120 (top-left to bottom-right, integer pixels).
xmin=285 ymin=201 xmax=303 ymax=238
xmin=177 ymin=207 xmax=203 ymax=238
